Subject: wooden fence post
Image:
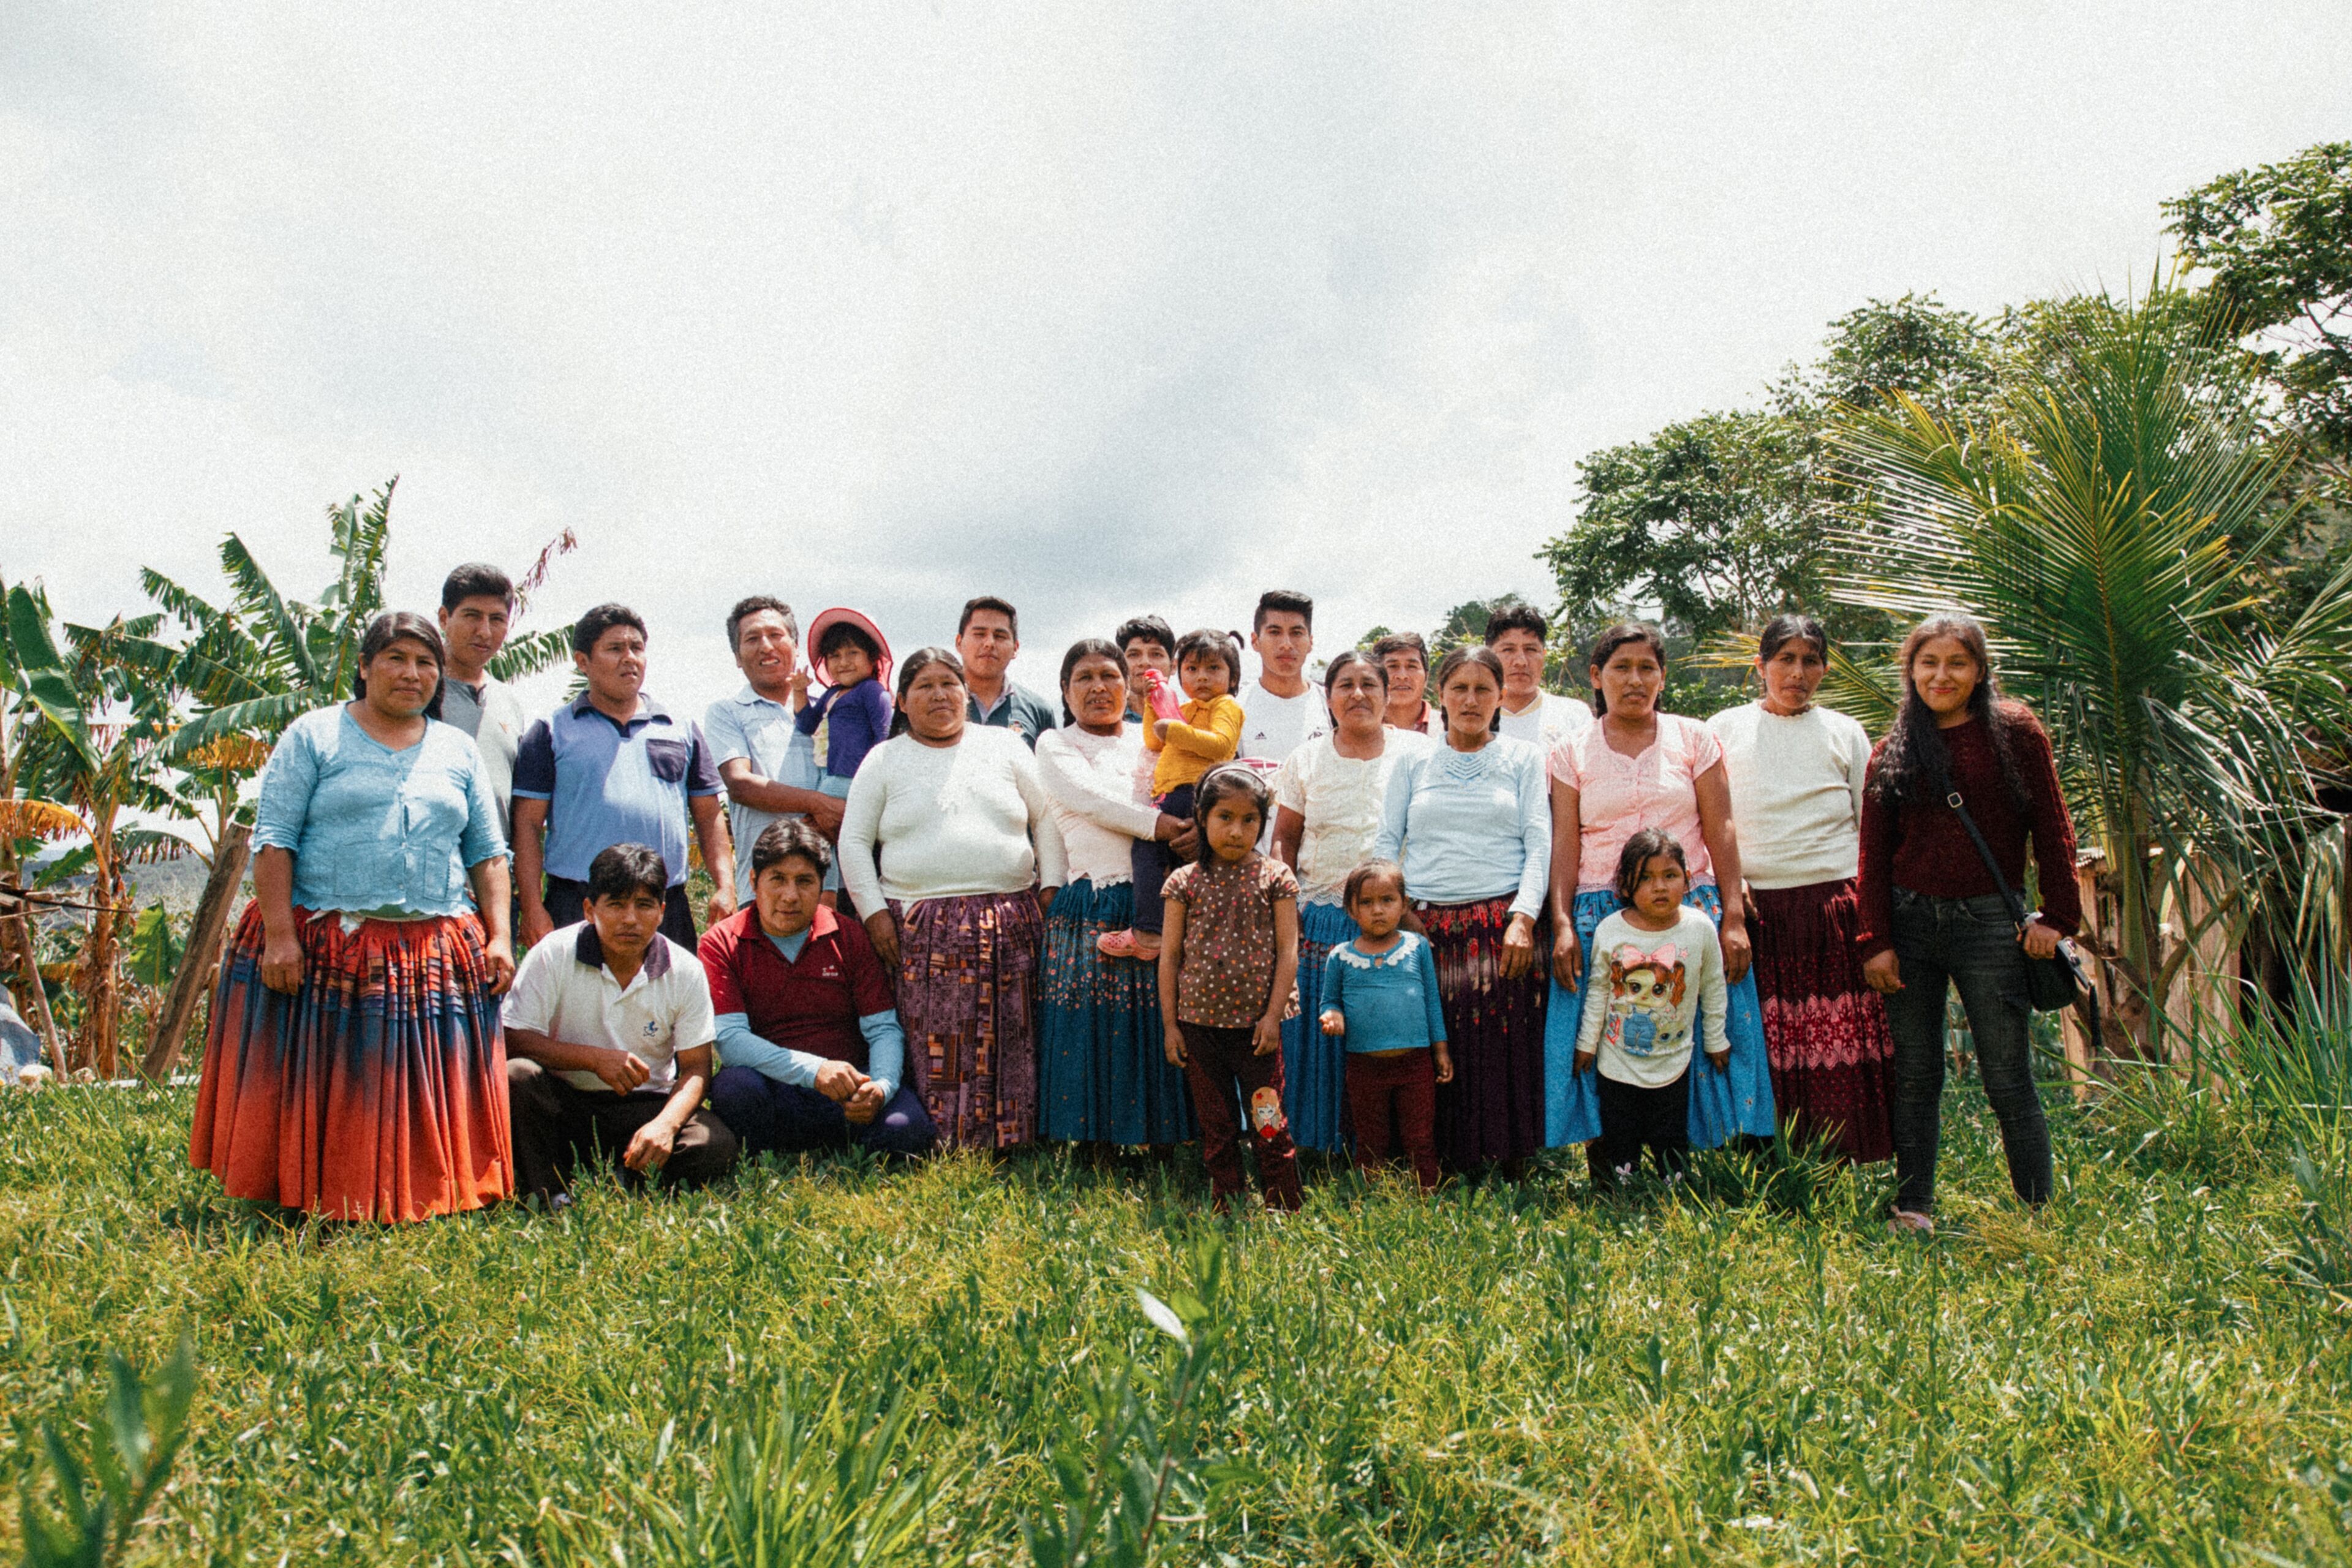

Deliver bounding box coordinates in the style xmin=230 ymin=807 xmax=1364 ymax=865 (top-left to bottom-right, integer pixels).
xmin=139 ymin=824 xmax=250 ymax=1082
xmin=6 ymin=908 xmax=67 ymax=1076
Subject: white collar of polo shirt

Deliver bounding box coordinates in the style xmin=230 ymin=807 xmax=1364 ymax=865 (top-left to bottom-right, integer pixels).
xmin=573 ymin=922 xmax=673 ymax=995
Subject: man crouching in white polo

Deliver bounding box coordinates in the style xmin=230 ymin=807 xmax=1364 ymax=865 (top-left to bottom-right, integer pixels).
xmin=502 ymin=842 xmax=738 ymax=1207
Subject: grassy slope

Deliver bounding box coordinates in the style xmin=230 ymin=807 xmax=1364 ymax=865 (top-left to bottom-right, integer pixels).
xmin=1 ymin=1082 xmax=2348 ymax=1565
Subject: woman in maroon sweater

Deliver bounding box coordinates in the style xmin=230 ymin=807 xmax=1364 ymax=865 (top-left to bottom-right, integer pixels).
xmin=1858 ymin=614 xmax=2080 ymax=1232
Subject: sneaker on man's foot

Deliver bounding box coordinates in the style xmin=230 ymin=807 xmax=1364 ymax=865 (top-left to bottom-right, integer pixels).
xmin=1888 ymin=1208 xmax=1934 ymax=1235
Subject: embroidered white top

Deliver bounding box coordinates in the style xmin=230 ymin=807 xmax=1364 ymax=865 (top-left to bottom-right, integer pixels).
xmin=1035 ymin=725 xmax=1161 ymax=886
xmin=1273 ymin=730 xmax=1433 ymax=905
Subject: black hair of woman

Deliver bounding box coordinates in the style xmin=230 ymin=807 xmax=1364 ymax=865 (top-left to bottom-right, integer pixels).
xmin=887 ymin=646 xmax=967 ymax=737
xmin=1057 ymin=638 xmax=1125 ymax=726
xmin=353 ymin=610 xmax=448 ymax=722
xmin=1430 ymin=645 xmax=1506 ymax=737
xmin=1868 ymin=612 xmax=2031 ymax=809
xmin=1586 ymin=621 xmax=1668 ymax=717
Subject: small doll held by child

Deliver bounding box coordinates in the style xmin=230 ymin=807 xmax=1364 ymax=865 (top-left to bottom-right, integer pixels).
xmin=1317 ymin=859 xmax=1452 ymax=1191
xmin=1101 ymin=628 xmax=1246 ymax=962
xmin=1574 ymin=829 xmax=1728 ymax=1190
xmin=1158 ymin=764 xmax=1303 ymax=1215
xmin=794 ymin=609 xmax=893 ymax=800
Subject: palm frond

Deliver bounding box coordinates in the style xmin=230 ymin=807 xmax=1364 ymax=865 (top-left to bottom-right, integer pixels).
xmin=488 ymin=626 xmax=576 ymax=683
xmin=159 ymin=694 xmax=312 ymax=763
xmin=219 ymin=533 xmax=320 ymax=693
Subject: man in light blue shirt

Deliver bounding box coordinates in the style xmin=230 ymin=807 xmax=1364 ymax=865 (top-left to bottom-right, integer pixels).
xmin=701 ymin=596 xmax=843 ymax=896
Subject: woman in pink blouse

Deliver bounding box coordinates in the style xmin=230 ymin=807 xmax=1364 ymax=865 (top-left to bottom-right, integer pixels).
xmin=1541 ymin=622 xmax=1777 ymax=1159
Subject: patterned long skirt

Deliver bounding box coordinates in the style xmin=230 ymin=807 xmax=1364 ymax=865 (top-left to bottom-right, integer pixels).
xmin=189 ymin=904 xmax=512 ymax=1221
xmin=891 ymin=892 xmax=1044 ymax=1151
xmin=1750 ymin=880 xmax=1894 ymax=1162
xmin=1038 ymin=878 xmax=1194 ymax=1145
xmin=1422 ymin=895 xmax=1549 ymax=1167
xmin=1280 ymin=900 xmax=1359 ymax=1152
xmin=1544 ymin=883 xmax=1778 ymax=1150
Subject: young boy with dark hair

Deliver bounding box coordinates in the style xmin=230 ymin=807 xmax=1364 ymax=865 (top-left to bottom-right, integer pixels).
xmin=502 ymin=843 xmax=739 ymax=1206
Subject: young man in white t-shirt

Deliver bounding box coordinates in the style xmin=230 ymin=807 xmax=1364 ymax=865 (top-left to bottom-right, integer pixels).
xmin=1238 ymin=589 xmax=1331 ymax=768
xmin=502 ymin=843 xmax=738 ymax=1206
xmin=1486 ymin=603 xmax=1593 ymax=750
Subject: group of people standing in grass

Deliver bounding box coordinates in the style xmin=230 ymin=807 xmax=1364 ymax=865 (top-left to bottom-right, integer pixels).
xmin=187 ymin=567 xmax=2081 ymax=1236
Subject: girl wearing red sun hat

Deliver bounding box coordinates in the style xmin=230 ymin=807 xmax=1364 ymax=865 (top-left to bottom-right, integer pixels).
xmin=796 ymin=608 xmax=895 ymax=795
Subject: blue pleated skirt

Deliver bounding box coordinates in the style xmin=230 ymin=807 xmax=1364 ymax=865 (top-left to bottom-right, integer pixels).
xmin=1281 ymin=900 xmax=1360 ymax=1152
xmin=1542 ymin=883 xmax=1776 ymax=1149
xmin=1038 ymin=878 xmax=1196 ymax=1145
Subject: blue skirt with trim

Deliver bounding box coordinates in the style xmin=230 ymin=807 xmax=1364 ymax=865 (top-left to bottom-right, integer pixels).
xmin=1039 ymin=878 xmax=1196 ymax=1145
xmin=1281 ymin=900 xmax=1360 ymax=1152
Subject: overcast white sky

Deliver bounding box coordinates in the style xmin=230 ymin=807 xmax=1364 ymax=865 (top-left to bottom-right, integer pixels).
xmin=7 ymin=3 xmax=2351 ymax=720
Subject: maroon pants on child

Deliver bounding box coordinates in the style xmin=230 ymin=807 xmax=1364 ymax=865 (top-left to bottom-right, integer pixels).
xmin=1346 ymin=1048 xmax=1441 ymax=1191
xmin=1179 ymin=1022 xmax=1303 ymax=1212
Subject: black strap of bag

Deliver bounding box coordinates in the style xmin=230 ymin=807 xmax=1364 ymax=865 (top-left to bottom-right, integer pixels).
xmin=1929 ymin=761 xmax=2100 ymax=1031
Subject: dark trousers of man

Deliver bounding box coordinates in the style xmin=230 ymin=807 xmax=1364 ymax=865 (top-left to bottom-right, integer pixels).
xmin=706 ymin=1065 xmax=938 ymax=1158
xmin=507 ymin=1058 xmax=739 ymax=1204
xmin=1345 ymin=1048 xmax=1440 ymax=1190
xmin=1588 ymin=1069 xmax=1691 ymax=1189
xmin=543 ymin=876 xmax=700 ymax=952
xmin=1883 ymin=889 xmax=2053 ymax=1215
xmin=1128 ymin=783 xmax=1195 ymax=936
xmin=1179 ymin=1022 xmax=1303 ymax=1213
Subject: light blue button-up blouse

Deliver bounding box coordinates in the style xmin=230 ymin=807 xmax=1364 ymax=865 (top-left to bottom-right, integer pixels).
xmin=252 ymin=706 xmax=508 ymax=917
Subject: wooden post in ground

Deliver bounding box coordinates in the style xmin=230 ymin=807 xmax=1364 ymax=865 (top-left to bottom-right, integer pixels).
xmin=140 ymin=824 xmax=250 ymax=1082
xmin=2058 ymin=848 xmax=2106 ymax=1103
xmin=6 ymin=907 xmax=67 ymax=1076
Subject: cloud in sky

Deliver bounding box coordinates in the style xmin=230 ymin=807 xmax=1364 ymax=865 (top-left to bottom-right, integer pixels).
xmin=7 ymin=2 xmax=2352 ymax=718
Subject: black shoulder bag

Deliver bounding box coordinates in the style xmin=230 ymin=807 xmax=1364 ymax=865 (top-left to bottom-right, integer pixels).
xmin=1934 ymin=769 xmax=2100 ymax=1030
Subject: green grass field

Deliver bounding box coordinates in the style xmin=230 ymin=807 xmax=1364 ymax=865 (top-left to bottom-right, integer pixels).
xmin=4 ymin=1071 xmax=2351 ymax=1566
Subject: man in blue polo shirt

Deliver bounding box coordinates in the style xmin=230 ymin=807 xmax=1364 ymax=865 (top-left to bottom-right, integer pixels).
xmin=513 ymin=603 xmax=736 ymax=951
xmin=956 ymin=595 xmax=1056 ymax=748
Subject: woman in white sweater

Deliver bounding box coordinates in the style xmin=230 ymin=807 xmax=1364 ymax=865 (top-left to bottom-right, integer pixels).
xmin=1705 ymin=614 xmax=1893 ymax=1163
xmin=1033 ymin=640 xmax=1197 ymax=1148
xmin=839 ymin=646 xmax=1067 ymax=1150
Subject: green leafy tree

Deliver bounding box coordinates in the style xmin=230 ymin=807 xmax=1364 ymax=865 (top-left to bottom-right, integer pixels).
xmin=1831 ymin=297 xmax=2352 ymax=1058
xmin=1543 ymin=295 xmax=2003 ymax=707
xmin=2165 ymin=141 xmax=2352 ymax=602
xmin=2165 ymin=141 xmax=2352 ymax=471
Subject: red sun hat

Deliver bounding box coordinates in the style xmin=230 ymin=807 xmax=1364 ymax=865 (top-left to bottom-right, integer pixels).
xmin=805 ymin=606 xmax=894 ymax=691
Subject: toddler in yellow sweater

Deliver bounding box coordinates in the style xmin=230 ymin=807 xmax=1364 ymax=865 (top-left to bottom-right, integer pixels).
xmin=1099 ymin=628 xmax=1246 ymax=960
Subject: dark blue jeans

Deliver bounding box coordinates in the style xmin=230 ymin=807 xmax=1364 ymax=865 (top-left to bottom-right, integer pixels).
xmin=708 ymin=1065 xmax=938 ymax=1158
xmin=1885 ymin=889 xmax=2053 ymax=1213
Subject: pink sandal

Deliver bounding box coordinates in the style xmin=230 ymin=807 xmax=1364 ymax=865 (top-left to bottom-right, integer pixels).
xmin=1096 ymin=929 xmax=1161 ymax=961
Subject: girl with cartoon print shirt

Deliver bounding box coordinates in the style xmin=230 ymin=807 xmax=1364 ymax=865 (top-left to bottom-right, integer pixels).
xmin=1573 ymin=829 xmax=1728 ymax=1186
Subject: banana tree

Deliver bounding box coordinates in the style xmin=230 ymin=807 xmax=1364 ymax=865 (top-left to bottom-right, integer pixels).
xmin=1830 ymin=295 xmax=2352 ymax=1060
xmin=132 ymin=480 xmax=575 ymax=1075
xmin=0 ymin=579 xmax=83 ymax=1071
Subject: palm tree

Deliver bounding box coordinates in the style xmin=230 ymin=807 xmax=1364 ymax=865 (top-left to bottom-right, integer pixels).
xmin=1830 ymin=296 xmax=2352 ymax=1060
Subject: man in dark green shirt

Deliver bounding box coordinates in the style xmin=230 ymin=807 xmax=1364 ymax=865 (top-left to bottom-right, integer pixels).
xmin=955 ymin=595 xmax=1057 ymax=749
